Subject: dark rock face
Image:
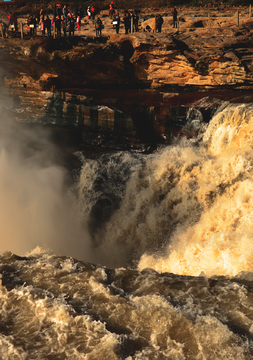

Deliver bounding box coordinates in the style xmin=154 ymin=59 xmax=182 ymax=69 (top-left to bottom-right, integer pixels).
xmin=2 ymin=12 xmax=253 ymax=150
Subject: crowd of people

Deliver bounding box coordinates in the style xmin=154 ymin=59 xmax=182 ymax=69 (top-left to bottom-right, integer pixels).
xmin=26 ymin=5 xmax=84 ymax=37
xmin=0 ymin=4 xmax=179 ymax=39
xmin=122 ymin=11 xmax=139 ymax=34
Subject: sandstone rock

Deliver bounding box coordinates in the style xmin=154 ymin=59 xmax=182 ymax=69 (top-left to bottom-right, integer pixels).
xmin=1 ymin=7 xmax=253 ymax=150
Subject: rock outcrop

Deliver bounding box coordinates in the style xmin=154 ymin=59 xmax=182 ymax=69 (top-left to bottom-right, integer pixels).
xmin=1 ymin=8 xmax=253 ymax=150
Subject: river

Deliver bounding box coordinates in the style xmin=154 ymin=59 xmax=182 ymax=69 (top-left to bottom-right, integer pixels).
xmin=1 ymin=96 xmax=253 ymax=359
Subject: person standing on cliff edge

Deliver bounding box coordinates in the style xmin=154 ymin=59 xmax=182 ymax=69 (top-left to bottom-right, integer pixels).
xmin=109 ymin=2 xmax=115 ymax=19
xmin=69 ymin=14 xmax=75 ymax=36
xmin=114 ymin=12 xmax=120 ymax=34
xmin=123 ymin=13 xmax=129 ymax=34
xmin=45 ymin=15 xmax=51 ymax=37
xmin=133 ymin=12 xmax=139 ymax=32
xmin=96 ymin=17 xmax=103 ymax=36
xmin=55 ymin=15 xmax=61 ymax=37
xmin=156 ymin=14 xmax=163 ymax=32
xmin=171 ymin=7 xmax=177 ymax=28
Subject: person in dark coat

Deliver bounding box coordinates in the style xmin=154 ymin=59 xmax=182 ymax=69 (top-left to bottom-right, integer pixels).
xmin=156 ymin=14 xmax=163 ymax=32
xmin=114 ymin=12 xmax=120 ymax=34
xmin=69 ymin=15 xmax=75 ymax=36
xmin=133 ymin=13 xmax=139 ymax=32
xmin=45 ymin=15 xmax=51 ymax=37
xmin=55 ymin=15 xmax=61 ymax=37
xmin=57 ymin=5 xmax=62 ymax=18
xmin=96 ymin=17 xmax=102 ymax=36
xmin=171 ymin=7 xmax=178 ymax=28
xmin=62 ymin=16 xmax=67 ymax=36
xmin=123 ymin=13 xmax=129 ymax=34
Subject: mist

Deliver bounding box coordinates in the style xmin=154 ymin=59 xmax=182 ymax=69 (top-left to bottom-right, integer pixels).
xmin=0 ymin=101 xmax=92 ymax=261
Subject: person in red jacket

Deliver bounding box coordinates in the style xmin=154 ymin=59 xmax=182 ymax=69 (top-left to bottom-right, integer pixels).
xmin=91 ymin=6 xmax=95 ymax=20
xmin=76 ymin=14 xmax=81 ymax=31
xmin=109 ymin=2 xmax=114 ymax=19
xmin=8 ymin=12 xmax=13 ymax=30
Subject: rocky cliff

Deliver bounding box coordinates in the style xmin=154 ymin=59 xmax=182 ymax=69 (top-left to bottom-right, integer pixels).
xmin=1 ymin=9 xmax=253 ymax=150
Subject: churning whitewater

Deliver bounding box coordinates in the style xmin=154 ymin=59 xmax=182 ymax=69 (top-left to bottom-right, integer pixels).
xmin=1 ymin=101 xmax=253 ymax=359
xmin=75 ymin=102 xmax=253 ymax=277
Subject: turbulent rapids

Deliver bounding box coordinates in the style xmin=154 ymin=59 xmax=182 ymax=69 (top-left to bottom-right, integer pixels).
xmin=2 ymin=101 xmax=253 ymax=358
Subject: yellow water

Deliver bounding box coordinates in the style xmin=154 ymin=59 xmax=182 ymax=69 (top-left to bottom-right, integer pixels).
xmin=138 ymin=103 xmax=253 ymax=276
xmin=2 ymin=102 xmax=253 ymax=359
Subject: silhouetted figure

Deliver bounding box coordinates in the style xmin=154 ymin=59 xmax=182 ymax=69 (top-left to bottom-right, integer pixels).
xmin=40 ymin=15 xmax=45 ymax=36
xmin=27 ymin=15 xmax=35 ymax=35
xmin=40 ymin=8 xmax=44 ymax=21
xmin=129 ymin=11 xmax=134 ymax=32
xmin=63 ymin=5 xmax=68 ymax=19
xmin=114 ymin=12 xmax=120 ymax=34
xmin=87 ymin=6 xmax=91 ymax=19
xmin=171 ymin=7 xmax=177 ymax=28
xmin=96 ymin=17 xmax=102 ymax=36
xmin=91 ymin=6 xmax=95 ymax=20
xmin=63 ymin=17 xmax=67 ymax=36
xmin=69 ymin=15 xmax=75 ymax=36
xmin=57 ymin=5 xmax=62 ymax=18
xmin=133 ymin=13 xmax=139 ymax=32
xmin=109 ymin=2 xmax=114 ymax=19
xmin=76 ymin=13 xmax=81 ymax=31
xmin=156 ymin=14 xmax=163 ymax=32
xmin=123 ymin=13 xmax=129 ymax=34
xmin=55 ymin=15 xmax=61 ymax=37
xmin=45 ymin=15 xmax=51 ymax=37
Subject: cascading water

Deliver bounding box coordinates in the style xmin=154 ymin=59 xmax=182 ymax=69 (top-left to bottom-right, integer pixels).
xmin=2 ymin=101 xmax=253 ymax=359
xmin=73 ymin=102 xmax=253 ymax=277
